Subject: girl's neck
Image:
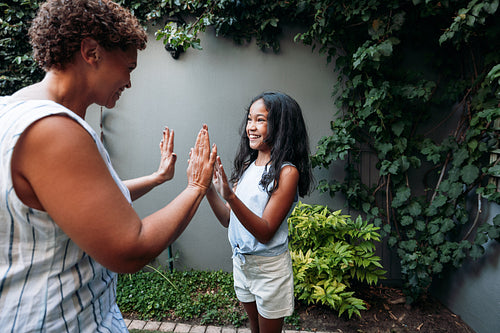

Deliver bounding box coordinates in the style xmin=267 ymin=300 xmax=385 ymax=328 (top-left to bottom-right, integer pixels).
xmin=254 ymin=152 xmax=271 ymax=166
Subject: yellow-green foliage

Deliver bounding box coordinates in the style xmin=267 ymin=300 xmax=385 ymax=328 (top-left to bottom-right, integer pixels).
xmin=288 ymin=202 xmax=386 ymax=318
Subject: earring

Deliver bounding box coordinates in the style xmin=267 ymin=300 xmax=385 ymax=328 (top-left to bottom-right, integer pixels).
xmin=100 ymin=106 xmax=104 ymax=143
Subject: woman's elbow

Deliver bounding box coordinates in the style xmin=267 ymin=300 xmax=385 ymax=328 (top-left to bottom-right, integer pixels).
xmin=93 ymin=243 xmax=156 ymax=273
xmin=97 ymin=255 xmax=149 ymax=274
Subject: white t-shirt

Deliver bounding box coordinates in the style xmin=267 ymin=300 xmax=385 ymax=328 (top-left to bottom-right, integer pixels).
xmin=228 ymin=161 xmax=297 ymax=259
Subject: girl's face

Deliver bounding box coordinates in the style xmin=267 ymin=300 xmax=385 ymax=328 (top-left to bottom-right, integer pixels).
xmin=246 ymin=99 xmax=270 ymax=153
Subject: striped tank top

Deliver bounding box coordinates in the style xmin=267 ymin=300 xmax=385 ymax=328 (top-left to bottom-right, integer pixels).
xmin=0 ymin=97 xmax=131 ymax=332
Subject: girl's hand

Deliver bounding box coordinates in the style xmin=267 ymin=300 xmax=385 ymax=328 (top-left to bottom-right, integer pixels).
xmin=153 ymin=126 xmax=176 ymax=184
xmin=212 ymin=156 xmax=235 ymax=201
xmin=187 ymin=125 xmax=217 ymax=192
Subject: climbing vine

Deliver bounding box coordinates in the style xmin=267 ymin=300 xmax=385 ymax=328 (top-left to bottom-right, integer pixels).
xmin=2 ymin=0 xmax=499 ymax=304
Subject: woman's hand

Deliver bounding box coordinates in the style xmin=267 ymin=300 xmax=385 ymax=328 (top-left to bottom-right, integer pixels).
xmin=153 ymin=126 xmax=176 ymax=184
xmin=186 ymin=124 xmax=217 ymax=193
xmin=212 ymin=156 xmax=235 ymax=201
xmin=123 ymin=126 xmax=177 ymax=200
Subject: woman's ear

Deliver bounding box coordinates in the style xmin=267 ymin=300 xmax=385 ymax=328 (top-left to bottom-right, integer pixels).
xmin=81 ymin=37 xmax=101 ymax=65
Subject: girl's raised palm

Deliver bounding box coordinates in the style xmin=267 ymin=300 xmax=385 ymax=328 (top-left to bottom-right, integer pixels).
xmin=212 ymin=156 xmax=234 ymax=200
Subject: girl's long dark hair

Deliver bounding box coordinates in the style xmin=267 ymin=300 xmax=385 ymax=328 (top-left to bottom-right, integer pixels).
xmin=230 ymin=91 xmax=313 ymax=197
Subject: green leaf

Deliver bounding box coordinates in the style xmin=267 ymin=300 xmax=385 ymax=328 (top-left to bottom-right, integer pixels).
xmin=461 ymin=164 xmax=479 ymax=184
xmin=488 ymin=164 xmax=500 ymax=177
xmin=493 ymin=214 xmax=500 ymax=227
xmin=391 ymin=121 xmax=405 ymax=137
xmin=470 ymin=244 xmax=485 ymax=259
xmin=408 ymin=202 xmax=422 ymax=217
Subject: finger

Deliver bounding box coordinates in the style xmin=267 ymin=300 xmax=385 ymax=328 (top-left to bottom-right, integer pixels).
xmin=198 ymin=125 xmax=210 ymax=156
xmin=166 ymin=129 xmax=174 ymax=155
xmin=210 ymin=143 xmax=217 ymax=164
xmin=200 ymin=129 xmax=210 ymax=159
xmin=214 ymin=155 xmax=223 ymax=173
xmin=193 ymin=128 xmax=205 ymax=159
xmin=187 ymin=148 xmax=193 ymax=164
xmin=160 ymin=126 xmax=169 ymax=151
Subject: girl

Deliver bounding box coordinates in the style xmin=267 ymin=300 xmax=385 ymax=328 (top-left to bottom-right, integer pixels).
xmin=206 ymin=91 xmax=313 ymax=333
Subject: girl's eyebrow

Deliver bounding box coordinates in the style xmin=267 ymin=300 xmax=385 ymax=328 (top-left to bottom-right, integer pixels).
xmin=248 ymin=112 xmax=267 ymax=117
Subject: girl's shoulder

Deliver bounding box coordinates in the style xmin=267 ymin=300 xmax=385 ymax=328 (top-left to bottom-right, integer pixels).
xmin=280 ymin=163 xmax=299 ymax=178
xmin=281 ymin=161 xmax=296 ymax=168
xmin=280 ymin=162 xmax=297 ymax=172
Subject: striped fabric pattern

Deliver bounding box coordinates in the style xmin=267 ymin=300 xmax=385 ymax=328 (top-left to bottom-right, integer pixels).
xmin=0 ymin=97 xmax=131 ymax=332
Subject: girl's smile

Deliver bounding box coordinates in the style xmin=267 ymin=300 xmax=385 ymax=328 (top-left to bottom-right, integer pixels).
xmin=246 ymin=99 xmax=270 ymax=153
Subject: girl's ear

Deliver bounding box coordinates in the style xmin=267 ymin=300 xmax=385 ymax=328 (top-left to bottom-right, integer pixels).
xmin=80 ymin=37 xmax=101 ymax=65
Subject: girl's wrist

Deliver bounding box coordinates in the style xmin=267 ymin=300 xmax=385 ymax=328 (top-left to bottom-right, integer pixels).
xmin=224 ymin=191 xmax=236 ymax=202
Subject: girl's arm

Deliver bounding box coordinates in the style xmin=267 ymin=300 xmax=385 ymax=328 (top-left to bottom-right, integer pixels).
xmin=205 ymin=156 xmax=232 ymax=227
xmin=214 ymin=158 xmax=299 ymax=244
xmin=205 ymin=184 xmax=230 ymax=228
xmin=12 ymin=117 xmax=216 ymax=273
xmin=123 ymin=127 xmax=176 ymax=201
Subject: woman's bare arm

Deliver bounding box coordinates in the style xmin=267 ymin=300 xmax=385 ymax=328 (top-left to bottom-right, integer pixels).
xmin=12 ymin=116 xmax=216 ymax=273
xmin=123 ymin=126 xmax=177 ymax=201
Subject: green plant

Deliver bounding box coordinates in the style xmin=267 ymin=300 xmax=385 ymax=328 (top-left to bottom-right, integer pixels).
xmin=283 ymin=311 xmax=301 ymax=329
xmin=288 ymin=202 xmax=386 ymax=318
xmin=117 ymin=269 xmax=247 ymax=327
xmin=132 ymin=0 xmax=500 ymax=304
xmin=0 ymin=0 xmax=44 ymax=95
xmin=305 ymin=1 xmax=500 ymax=303
xmin=4 ymin=0 xmax=499 ymax=305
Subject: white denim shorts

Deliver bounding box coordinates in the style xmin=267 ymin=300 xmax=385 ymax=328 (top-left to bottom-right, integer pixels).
xmin=232 ymin=249 xmax=294 ymax=319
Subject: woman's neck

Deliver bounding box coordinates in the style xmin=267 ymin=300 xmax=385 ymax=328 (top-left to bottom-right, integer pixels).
xmin=12 ymin=70 xmax=89 ymax=119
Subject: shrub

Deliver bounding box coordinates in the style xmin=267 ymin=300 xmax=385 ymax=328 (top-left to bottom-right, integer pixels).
xmin=116 ymin=269 xmax=247 ymax=327
xmin=288 ymin=202 xmax=386 ymax=318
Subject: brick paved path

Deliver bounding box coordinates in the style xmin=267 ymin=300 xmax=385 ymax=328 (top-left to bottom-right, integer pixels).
xmin=124 ymin=319 xmax=332 ymax=333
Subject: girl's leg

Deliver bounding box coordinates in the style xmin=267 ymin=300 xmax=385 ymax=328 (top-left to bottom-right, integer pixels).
xmin=258 ymin=315 xmax=284 ymax=333
xmin=242 ymin=302 xmax=260 ymax=333
xmin=242 ymin=301 xmax=284 ymax=333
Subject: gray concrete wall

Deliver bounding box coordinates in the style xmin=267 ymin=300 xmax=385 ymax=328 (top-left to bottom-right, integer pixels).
xmin=84 ymin=23 xmax=500 ymax=333
xmin=86 ymin=26 xmax=343 ymax=272
xmin=431 ymin=202 xmax=500 ymax=333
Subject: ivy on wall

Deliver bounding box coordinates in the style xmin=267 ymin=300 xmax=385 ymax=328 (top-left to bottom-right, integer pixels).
xmin=0 ymin=1 xmax=43 ymax=95
xmin=2 ymin=0 xmax=499 ymax=304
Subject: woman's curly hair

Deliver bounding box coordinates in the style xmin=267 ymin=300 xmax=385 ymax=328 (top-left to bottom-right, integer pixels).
xmin=29 ymin=0 xmax=147 ymax=71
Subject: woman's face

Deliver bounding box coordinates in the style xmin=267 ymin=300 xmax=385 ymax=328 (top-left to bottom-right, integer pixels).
xmin=96 ymin=46 xmax=137 ymax=109
xmin=246 ymin=99 xmax=270 ymax=152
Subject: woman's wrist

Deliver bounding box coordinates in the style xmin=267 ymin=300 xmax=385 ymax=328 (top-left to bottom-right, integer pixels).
xmin=151 ymin=171 xmax=168 ymax=186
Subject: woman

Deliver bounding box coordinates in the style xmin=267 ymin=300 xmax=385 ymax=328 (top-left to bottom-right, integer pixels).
xmin=0 ymin=0 xmax=216 ymax=331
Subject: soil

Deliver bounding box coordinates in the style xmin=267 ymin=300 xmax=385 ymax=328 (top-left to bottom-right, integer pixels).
xmin=124 ymin=284 xmax=475 ymax=333
xmin=282 ymin=285 xmax=475 ymax=333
